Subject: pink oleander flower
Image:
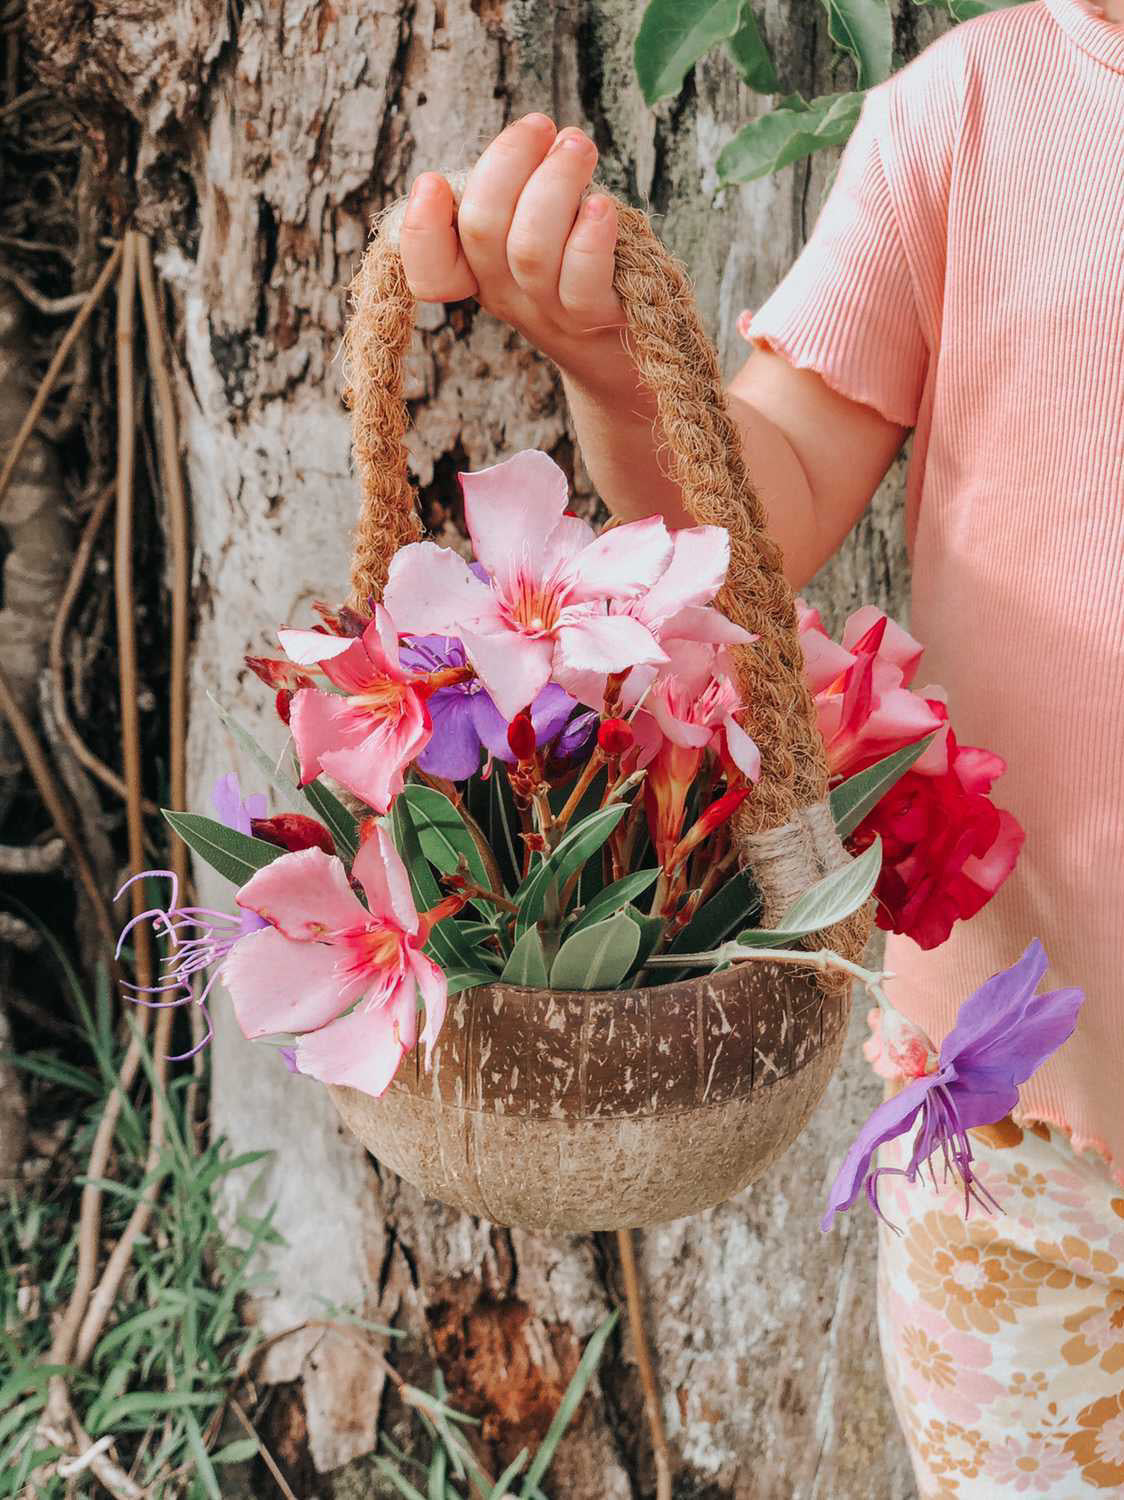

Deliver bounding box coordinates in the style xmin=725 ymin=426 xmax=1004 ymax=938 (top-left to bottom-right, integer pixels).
xmin=628 ymin=640 xmax=761 ymax=863
xmin=381 ymin=450 xmax=672 ymax=720
xmin=797 ymin=602 xmax=946 ymax=780
xmin=278 ymin=604 xmax=432 ymax=814
xmin=222 ymin=823 xmax=453 ymax=1097
xmin=863 ymin=1005 xmax=938 ymax=1083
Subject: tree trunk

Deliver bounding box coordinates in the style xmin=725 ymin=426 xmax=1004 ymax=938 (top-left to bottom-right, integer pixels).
xmin=33 ymin=1 xmax=949 ymax=1493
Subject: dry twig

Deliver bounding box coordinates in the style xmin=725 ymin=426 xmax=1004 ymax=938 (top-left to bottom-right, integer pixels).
xmin=617 ymin=1229 xmax=673 ymax=1500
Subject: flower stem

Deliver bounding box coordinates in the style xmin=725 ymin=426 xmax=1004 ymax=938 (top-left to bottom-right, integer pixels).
xmin=646 ymin=944 xmax=893 ymax=1007
xmin=552 ymin=749 xmax=607 ymax=833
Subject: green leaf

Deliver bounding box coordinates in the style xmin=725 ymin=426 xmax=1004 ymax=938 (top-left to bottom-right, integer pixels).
xmin=635 ymin=0 xmax=747 ymax=104
xmin=490 ymin=1450 xmax=529 ymax=1499
xmin=830 ymin=732 xmax=938 ymax=838
xmin=185 ymin=1412 xmax=222 ymax=1500
xmin=444 ymin=968 xmax=496 ymax=997
xmin=518 ymin=1311 xmax=619 ymax=1496
xmin=300 ymin=776 xmax=359 ymax=861
xmin=627 ymin=907 xmax=666 ymax=973
xmin=945 ymin=0 xmax=1026 ymax=17
xmin=820 ymin=0 xmax=892 ymax=87
xmin=726 ymin=4 xmax=778 ymax=92
xmin=747 ymin=836 xmax=881 ymax=938
xmin=485 ymin=765 xmax=521 ymax=890
xmin=569 ymin=869 xmax=659 ymax=933
xmin=549 ymin=912 xmax=641 ymax=991
xmin=514 ymin=803 xmax=631 ymax=938
xmin=501 ymin=927 xmax=549 ymax=988
xmin=400 ymin=783 xmax=493 ymax=894
xmin=92 ymin=1389 xmax=216 ymax=1431
xmin=669 ymin=870 xmax=759 ymax=953
xmin=372 ymin=1457 xmax=429 ymax=1500
xmin=391 ymin=794 xmax=487 ymax=974
xmin=717 ymin=90 xmax=865 ymax=185
xmin=207 ymin=692 xmax=299 ymax=803
xmin=162 ymin=810 xmax=285 ymax=889
xmin=212 ymin=1438 xmax=260 ymax=1464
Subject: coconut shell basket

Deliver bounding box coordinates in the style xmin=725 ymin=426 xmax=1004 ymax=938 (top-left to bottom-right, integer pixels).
xmin=325 ymin=188 xmax=872 ymax=1233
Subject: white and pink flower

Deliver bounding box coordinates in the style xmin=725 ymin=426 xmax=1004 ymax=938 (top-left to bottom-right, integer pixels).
xmin=382 ymin=450 xmax=673 ymax=719
xmin=280 ymin=604 xmax=431 ymax=814
xmin=222 ymin=824 xmax=448 ymax=1096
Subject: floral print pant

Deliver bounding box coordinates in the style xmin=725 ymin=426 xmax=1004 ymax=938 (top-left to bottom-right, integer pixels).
xmin=878 ymin=1119 xmax=1124 ymax=1497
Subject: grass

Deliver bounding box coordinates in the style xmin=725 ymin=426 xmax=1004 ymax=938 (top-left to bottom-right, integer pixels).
xmin=0 ymin=941 xmax=615 ymax=1498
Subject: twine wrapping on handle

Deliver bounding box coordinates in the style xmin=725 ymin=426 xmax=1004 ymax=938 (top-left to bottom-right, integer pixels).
xmin=342 ymin=187 xmax=871 ymax=974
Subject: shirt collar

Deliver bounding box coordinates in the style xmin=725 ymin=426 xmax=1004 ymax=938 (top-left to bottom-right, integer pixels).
xmin=1045 ymin=0 xmax=1124 ymax=73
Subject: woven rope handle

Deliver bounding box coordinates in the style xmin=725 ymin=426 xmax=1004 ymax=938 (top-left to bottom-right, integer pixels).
xmin=344 ymin=190 xmax=830 ymax=833
xmin=342 ymin=189 xmax=871 ymax=970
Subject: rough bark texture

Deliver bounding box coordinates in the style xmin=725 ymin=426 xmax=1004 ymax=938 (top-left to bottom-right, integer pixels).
xmin=31 ymin=1 xmax=951 ymax=1492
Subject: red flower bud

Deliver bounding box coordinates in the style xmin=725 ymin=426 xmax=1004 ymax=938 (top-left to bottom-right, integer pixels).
xmin=251 ymin=813 xmax=336 ymax=856
xmin=275 ymin=688 xmax=292 ymax=725
xmin=521 ymin=831 xmax=546 ymax=853
xmin=597 ymin=717 xmax=634 ymax=756
xmin=506 ymin=709 xmax=537 ymax=762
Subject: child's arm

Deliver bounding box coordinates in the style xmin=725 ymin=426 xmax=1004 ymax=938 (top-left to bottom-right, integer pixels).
xmin=399 ymin=116 xmax=907 ymax=589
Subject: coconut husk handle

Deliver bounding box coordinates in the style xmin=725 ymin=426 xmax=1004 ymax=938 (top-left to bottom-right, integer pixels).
xmin=343 ymin=185 xmax=870 ymax=963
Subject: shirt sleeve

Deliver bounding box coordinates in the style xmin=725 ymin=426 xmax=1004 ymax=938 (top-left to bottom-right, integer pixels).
xmin=747 ymin=93 xmax=929 ymax=429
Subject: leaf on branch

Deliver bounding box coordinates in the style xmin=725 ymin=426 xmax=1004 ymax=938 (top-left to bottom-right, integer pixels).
xmin=162 ymin=810 xmax=285 ymax=888
xmin=829 ymin=731 xmax=938 ymax=838
xmin=726 ymin=5 xmax=778 ymax=92
xmin=548 ymin=911 xmax=641 ymax=991
xmin=819 ymin=0 xmax=893 ymax=88
xmin=716 ymin=90 xmax=865 ymax=184
xmin=635 ymin=0 xmax=749 ymax=104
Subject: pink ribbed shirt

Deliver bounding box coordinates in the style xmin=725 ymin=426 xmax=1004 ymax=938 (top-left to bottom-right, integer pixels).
xmin=750 ymin=0 xmax=1124 ymax=1176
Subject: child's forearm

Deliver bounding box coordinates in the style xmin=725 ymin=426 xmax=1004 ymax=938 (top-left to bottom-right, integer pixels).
xmin=561 ymin=370 xmax=823 ymax=587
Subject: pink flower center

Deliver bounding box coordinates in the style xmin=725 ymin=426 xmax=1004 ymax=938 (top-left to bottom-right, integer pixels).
xmin=498 ymin=567 xmax=568 ymax=637
xmin=341 ymin=921 xmax=407 ymax=981
xmin=349 ymin=678 xmax=412 ymax=721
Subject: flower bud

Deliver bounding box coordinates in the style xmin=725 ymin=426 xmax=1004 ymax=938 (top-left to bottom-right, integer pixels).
xmin=597 ymin=717 xmax=634 ymax=756
xmin=506 ymin=709 xmax=537 ymax=762
xmin=251 ymin=813 xmax=335 ymax=856
xmin=275 ymin=688 xmax=293 ymax=725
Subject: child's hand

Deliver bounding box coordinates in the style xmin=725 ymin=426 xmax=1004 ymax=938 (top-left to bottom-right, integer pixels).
xmin=399 ymin=114 xmax=630 ymax=394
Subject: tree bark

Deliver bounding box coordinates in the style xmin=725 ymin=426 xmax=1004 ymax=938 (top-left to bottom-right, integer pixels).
xmin=32 ymin=1 xmax=949 ymax=1493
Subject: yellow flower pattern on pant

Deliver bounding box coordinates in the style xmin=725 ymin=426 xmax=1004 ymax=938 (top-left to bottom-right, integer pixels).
xmin=878 ymin=1120 xmax=1124 ymax=1496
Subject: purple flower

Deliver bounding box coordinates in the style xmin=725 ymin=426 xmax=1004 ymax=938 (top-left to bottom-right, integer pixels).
xmin=822 ymin=942 xmax=1083 ymax=1231
xmin=399 ymin=635 xmax=594 ymax=779
xmin=212 ymin=771 xmax=267 ymax=836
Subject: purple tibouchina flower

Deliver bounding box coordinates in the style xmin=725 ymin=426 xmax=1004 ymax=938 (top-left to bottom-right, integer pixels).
xmin=399 ymin=635 xmax=595 ymax=779
xmin=822 ymin=942 xmax=1083 ymax=1231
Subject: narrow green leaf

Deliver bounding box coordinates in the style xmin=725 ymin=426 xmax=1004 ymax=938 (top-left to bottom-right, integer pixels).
xmin=569 ymin=869 xmax=659 ymax=933
xmin=501 ymin=927 xmax=550 ymax=988
xmin=93 ymin=1389 xmax=215 ymax=1431
xmin=391 ymin=794 xmax=487 ymax=974
xmin=635 ymin=0 xmax=746 ymax=104
xmin=829 ymin=731 xmax=937 ymax=838
xmin=372 ymin=1457 xmax=429 ymax=1500
xmin=945 ymin=0 xmax=1025 ymax=14
xmin=401 ymin=782 xmax=493 ymax=893
xmin=514 ymin=803 xmax=631 ymax=937
xmin=162 ymin=810 xmax=285 ymax=889
xmin=212 ymin=1438 xmax=260 ymax=1464
xmin=768 ymin=836 xmax=881 ymax=934
xmin=669 ymin=870 xmax=759 ymax=954
xmin=207 ymin=692 xmax=299 ymax=802
xmin=444 ymin=968 xmax=496 ymax=997
xmin=726 ymin=4 xmax=778 ymax=91
xmin=519 ymin=1311 xmax=619 ymax=1496
xmin=490 ymin=1450 xmax=529 ymax=1499
xmin=185 ymin=1412 xmax=222 ymax=1500
xmin=627 ymin=907 xmax=666 ymax=974
xmin=549 ymin=912 xmax=641 ymax=991
xmin=486 ymin=765 xmax=521 ymax=889
xmin=429 ymin=1443 xmax=447 ymax=1500
xmin=300 ymin=776 xmax=359 ymax=860
xmin=821 ymin=0 xmax=892 ymax=86
xmin=716 ymin=90 xmax=865 ymax=185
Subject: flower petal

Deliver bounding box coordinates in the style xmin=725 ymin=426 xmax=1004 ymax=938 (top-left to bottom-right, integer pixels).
xmin=236 ymin=846 xmax=366 ymax=939
xmin=554 ymin=613 xmax=667 ymax=683
xmin=460 ymin=450 xmax=569 ymax=578
xmin=638 ymin=526 xmax=731 ymax=623
xmin=460 ymin=626 xmax=553 ymax=721
xmin=658 ymin=604 xmax=756 ymax=647
xmin=416 ymin=691 xmax=485 ymax=780
xmin=821 ymin=1074 xmax=935 ymax=1230
xmin=288 ymin=689 xmax=367 ymax=786
xmin=939 ymin=940 xmax=1049 ymax=1068
xmin=294 ymin=983 xmax=417 ymax=1096
xmin=410 ymin=948 xmax=448 ymax=1065
xmin=383 ymin=540 xmax=493 ymax=636
xmin=352 ymin=823 xmax=419 ymax=934
xmin=318 ymin=695 xmax=431 ymax=813
xmin=843 ymin=606 xmax=925 ymax=687
xmin=565 ymin=515 xmax=672 ymax=602
xmin=722 ymin=714 xmax=762 ymax=781
xmin=279 ymin=628 xmax=354 ymax=666
xmin=223 ymin=925 xmax=351 ymax=1038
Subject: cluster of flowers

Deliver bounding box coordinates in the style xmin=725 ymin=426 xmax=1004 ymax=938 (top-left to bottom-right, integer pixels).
xmin=118 ymin=448 xmax=1070 ymax=1228
xmin=798 ymin=602 xmax=1024 ymax=950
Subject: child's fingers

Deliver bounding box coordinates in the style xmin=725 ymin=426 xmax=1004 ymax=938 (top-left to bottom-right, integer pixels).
xmin=456 ymin=114 xmax=558 ymax=291
xmin=557 ymin=194 xmax=623 ymax=329
xmin=400 ymin=174 xmax=477 ymax=302
xmin=506 ymin=128 xmax=598 ymax=305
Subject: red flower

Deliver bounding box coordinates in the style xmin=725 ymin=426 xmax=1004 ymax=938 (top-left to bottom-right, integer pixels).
xmin=506 ymin=709 xmax=537 ymax=762
xmin=251 ymin=813 xmax=336 ymax=857
xmin=851 ymin=718 xmax=1023 ymax=950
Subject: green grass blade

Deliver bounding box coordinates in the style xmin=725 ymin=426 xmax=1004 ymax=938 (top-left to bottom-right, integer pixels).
xmin=519 ymin=1311 xmax=619 ymax=1496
